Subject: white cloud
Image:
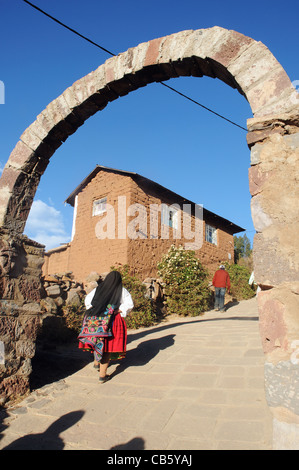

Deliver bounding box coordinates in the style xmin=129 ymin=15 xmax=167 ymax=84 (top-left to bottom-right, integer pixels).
xmin=24 ymin=199 xmax=71 ymax=251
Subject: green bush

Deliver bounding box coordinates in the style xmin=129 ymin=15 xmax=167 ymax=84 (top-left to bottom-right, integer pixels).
xmin=157 ymin=245 xmax=212 ymax=316
xmin=224 ymin=262 xmax=256 ymax=300
xmin=111 ymin=265 xmax=158 ymax=329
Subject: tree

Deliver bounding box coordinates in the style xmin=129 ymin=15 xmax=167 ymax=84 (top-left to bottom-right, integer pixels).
xmin=224 ymin=262 xmax=256 ymax=300
xmin=233 ymin=234 xmax=252 ymax=263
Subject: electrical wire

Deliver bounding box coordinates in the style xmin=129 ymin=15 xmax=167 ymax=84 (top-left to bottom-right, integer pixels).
xmin=22 ymin=0 xmax=116 ymax=56
xmin=160 ymin=83 xmax=247 ymax=131
xmin=22 ymin=0 xmax=247 ymax=132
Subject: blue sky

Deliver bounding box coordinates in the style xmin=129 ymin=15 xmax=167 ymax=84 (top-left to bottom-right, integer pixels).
xmin=1 ymin=0 xmax=298 ymax=250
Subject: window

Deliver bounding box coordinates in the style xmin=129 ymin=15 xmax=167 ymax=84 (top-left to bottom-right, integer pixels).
xmin=92 ymin=197 xmax=107 ymax=216
xmin=205 ymin=224 xmax=217 ymax=245
xmin=161 ymin=204 xmax=179 ymax=230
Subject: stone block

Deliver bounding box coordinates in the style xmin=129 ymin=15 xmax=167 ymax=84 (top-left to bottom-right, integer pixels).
xmin=45 ymin=284 xmax=61 ymax=298
xmin=62 ymin=87 xmax=80 ymax=112
xmin=0 ymin=167 xmax=26 ymax=193
xmin=258 ymin=283 xmax=299 ymax=361
xmin=71 ymin=77 xmax=90 ymax=105
xmin=17 ymin=277 xmax=43 ymax=303
xmin=85 ymin=271 xmax=100 ymax=283
xmin=257 ymin=89 xmax=299 ymax=118
xmin=211 ymin=29 xmax=254 ymax=69
xmin=246 ymin=68 xmax=294 ymax=117
xmin=16 ymin=340 xmax=36 ymax=359
xmin=35 ymin=112 xmax=64 ymax=148
xmin=25 ymin=119 xmax=49 ymax=142
xmin=246 ymin=127 xmax=285 ymax=147
xmin=6 ymin=140 xmax=38 ymax=173
xmin=53 ymin=94 xmax=73 ymax=121
xmin=248 ymin=165 xmax=273 ymax=196
xmin=249 ymin=132 xmax=299 ymax=227
xmin=66 ymin=289 xmax=81 ymax=307
xmin=253 ymin=231 xmax=299 ymax=287
xmin=20 ymin=128 xmax=43 ymax=152
xmin=0 ymin=375 xmax=29 ymax=403
xmin=265 ymin=361 xmax=299 ymax=416
xmin=26 ymin=254 xmax=44 ymax=271
xmin=229 ymin=42 xmax=279 ymax=91
xmin=250 ymin=142 xmax=264 ymax=164
xmin=144 ymin=37 xmax=164 ymax=67
xmin=40 ymin=297 xmax=58 ymax=314
xmin=250 ymin=194 xmax=273 ymax=232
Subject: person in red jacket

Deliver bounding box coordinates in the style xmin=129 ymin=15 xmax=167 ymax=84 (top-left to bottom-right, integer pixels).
xmin=212 ymin=265 xmax=231 ymax=312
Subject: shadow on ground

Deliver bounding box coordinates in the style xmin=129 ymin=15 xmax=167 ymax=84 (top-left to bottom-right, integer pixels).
xmin=30 ymin=301 xmax=257 ymax=391
xmin=1 ymin=411 xmax=85 ymax=450
xmin=111 ymin=334 xmax=176 ymax=378
xmin=110 ymin=437 xmax=145 ymax=450
xmin=29 ymin=341 xmax=93 ymax=390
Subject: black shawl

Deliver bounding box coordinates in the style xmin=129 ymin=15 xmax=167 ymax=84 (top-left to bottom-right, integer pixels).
xmin=87 ymin=271 xmax=123 ymax=317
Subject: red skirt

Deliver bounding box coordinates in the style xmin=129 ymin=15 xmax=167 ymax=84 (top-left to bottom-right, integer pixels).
xmin=104 ymin=312 xmax=127 ymax=355
xmin=79 ymin=312 xmax=127 ymax=360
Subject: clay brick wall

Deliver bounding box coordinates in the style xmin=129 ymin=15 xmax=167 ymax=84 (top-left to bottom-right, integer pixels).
xmin=199 ymin=217 xmax=234 ymax=276
xmin=43 ymin=244 xmax=70 ymax=276
xmin=127 ymin=178 xmax=234 ymax=279
xmin=43 ymin=170 xmax=235 ymax=282
xmin=45 ymin=170 xmax=132 ymax=282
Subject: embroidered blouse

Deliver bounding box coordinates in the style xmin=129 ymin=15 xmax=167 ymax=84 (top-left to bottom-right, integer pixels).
xmin=84 ymin=287 xmax=134 ymax=317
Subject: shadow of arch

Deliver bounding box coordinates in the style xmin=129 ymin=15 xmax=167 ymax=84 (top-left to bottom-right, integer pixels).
xmin=1 ymin=410 xmax=85 ymax=450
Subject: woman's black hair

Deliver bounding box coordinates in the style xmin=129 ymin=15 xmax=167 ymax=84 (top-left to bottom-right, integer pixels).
xmin=88 ymin=271 xmax=122 ymax=316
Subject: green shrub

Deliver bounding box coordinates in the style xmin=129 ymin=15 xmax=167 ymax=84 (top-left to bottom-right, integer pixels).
xmin=157 ymin=245 xmax=212 ymax=316
xmin=111 ymin=265 xmax=157 ymax=329
xmin=224 ymin=262 xmax=256 ymax=300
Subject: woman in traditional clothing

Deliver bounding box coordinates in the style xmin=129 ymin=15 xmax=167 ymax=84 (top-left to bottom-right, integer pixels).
xmin=78 ymin=271 xmax=133 ymax=382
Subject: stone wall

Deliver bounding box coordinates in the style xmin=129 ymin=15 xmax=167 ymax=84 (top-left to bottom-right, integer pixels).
xmin=248 ymin=113 xmax=299 ymax=449
xmin=0 ymin=230 xmax=44 ymax=404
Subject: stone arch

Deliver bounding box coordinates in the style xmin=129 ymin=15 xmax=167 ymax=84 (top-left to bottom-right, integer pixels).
xmin=0 ymin=26 xmax=298 ymax=448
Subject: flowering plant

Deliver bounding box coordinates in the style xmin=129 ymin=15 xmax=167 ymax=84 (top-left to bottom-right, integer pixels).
xmin=157 ymin=245 xmax=212 ymax=316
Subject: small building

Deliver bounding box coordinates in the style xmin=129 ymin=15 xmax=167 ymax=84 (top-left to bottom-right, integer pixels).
xmin=43 ymin=165 xmax=244 ymax=281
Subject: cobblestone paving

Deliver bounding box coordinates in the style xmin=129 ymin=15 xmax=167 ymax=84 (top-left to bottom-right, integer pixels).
xmin=0 ymin=298 xmax=272 ymax=450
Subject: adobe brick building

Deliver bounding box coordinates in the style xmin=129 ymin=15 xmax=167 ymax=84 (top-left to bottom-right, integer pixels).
xmin=42 ymin=165 xmax=244 ymax=281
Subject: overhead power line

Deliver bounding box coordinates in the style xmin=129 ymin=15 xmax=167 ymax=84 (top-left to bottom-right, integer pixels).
xmin=160 ymin=83 xmax=247 ymax=131
xmin=22 ymin=0 xmax=247 ymax=132
xmin=22 ymin=0 xmax=116 ymax=56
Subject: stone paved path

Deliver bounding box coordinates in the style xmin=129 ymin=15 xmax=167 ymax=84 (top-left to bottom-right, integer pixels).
xmin=0 ymin=298 xmax=273 ymax=450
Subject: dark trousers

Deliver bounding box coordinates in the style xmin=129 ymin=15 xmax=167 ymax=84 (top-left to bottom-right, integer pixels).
xmin=214 ymin=287 xmax=226 ymax=311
